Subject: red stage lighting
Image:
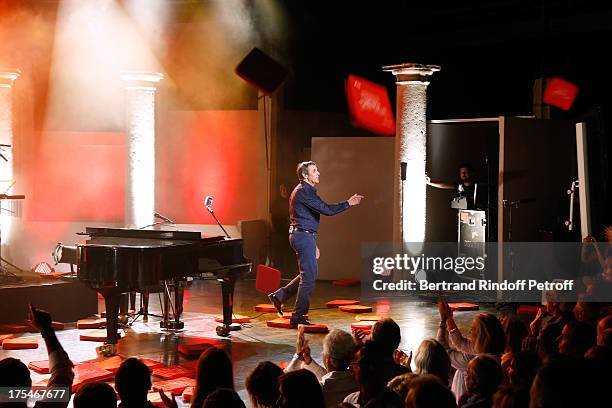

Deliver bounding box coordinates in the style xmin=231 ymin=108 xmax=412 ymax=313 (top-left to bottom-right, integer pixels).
xmin=345 ymin=74 xmax=395 ymax=136
xmin=543 ymin=77 xmax=579 ymax=111
xmin=33 ymin=262 xmax=54 ymax=275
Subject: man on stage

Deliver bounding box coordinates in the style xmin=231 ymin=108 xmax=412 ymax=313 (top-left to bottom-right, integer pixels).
xmin=269 ymin=161 xmax=364 ymax=327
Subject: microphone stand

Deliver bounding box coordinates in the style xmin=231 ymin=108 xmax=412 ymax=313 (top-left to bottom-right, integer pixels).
xmin=206 ymin=207 xmax=231 ymax=239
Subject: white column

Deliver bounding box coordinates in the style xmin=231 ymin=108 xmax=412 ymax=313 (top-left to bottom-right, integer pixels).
xmin=383 ymin=63 xmax=439 ymax=251
xmin=121 ymin=72 xmax=163 ymax=229
xmin=0 ymin=69 xmax=21 ymax=245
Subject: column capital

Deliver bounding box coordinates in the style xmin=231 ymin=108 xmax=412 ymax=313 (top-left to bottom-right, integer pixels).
xmin=120 ymin=71 xmax=164 ymax=90
xmin=383 ymin=63 xmax=440 ymax=84
xmin=0 ymin=69 xmax=21 ymax=88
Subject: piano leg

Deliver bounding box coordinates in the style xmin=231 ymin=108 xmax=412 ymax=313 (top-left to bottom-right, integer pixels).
xmin=142 ymin=291 xmax=149 ymax=322
xmin=216 ymin=276 xmax=238 ymax=337
xmin=98 ymin=290 xmax=120 ymax=356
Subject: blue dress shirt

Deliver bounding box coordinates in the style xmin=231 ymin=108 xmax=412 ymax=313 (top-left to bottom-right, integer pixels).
xmin=289 ymin=181 xmax=350 ymax=233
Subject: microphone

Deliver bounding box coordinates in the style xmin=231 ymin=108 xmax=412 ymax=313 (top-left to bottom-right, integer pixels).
xmin=204 ymin=196 xmax=213 ymax=211
xmin=203 ymin=195 xmax=230 ymax=238
xmin=154 ymin=212 xmax=175 ymax=224
xmin=400 ymin=162 xmax=407 ymax=181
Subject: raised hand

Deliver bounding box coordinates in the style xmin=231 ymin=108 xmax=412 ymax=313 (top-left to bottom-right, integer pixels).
xmin=394 ymin=349 xmax=412 ymax=368
xmin=28 ymin=304 xmax=53 ymax=332
xmin=154 ymin=388 xmax=178 ymax=408
xmin=348 ymin=194 xmax=364 ymax=206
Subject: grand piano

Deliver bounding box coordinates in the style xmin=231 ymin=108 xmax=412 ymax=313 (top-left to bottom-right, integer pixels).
xmin=75 ymin=227 xmax=251 ymax=353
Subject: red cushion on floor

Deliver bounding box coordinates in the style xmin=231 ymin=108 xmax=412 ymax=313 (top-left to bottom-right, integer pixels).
xmin=2 ymin=338 xmax=38 ymax=350
xmin=256 ymin=265 xmax=281 ymax=294
xmin=449 ymin=303 xmax=479 ymax=311
xmin=351 ymin=321 xmax=374 ymax=331
xmin=517 ymin=305 xmax=542 ymax=316
xmin=0 ymin=324 xmax=31 ymax=333
xmin=28 ymin=359 xmax=79 ymax=374
xmin=0 ymin=334 xmax=14 ymax=345
xmin=214 ymin=314 xmax=251 ymax=324
xmin=253 ymin=303 xmax=284 ymax=312
xmin=339 ymin=305 xmax=373 ymax=313
xmin=178 ymin=337 xmax=221 ymax=357
xmin=25 ymin=320 xmax=65 ymax=331
xmin=147 ymin=391 xmax=165 ymax=407
xmin=326 ymin=299 xmax=360 ymax=308
xmin=182 ymin=386 xmax=194 ymax=403
xmin=355 ymin=315 xmax=382 ymax=322
xmin=266 ymin=318 xmax=293 ymax=329
xmin=280 ymin=312 xmax=308 ymax=320
xmin=152 ymin=377 xmax=196 ymax=395
xmin=77 ymin=318 xmax=106 ymax=329
xmin=141 ymin=358 xmax=164 ymax=370
xmin=153 ymin=365 xmax=196 ymax=380
xmin=72 ymin=363 xmax=114 ymax=392
xmin=93 ymin=356 xmax=123 ymax=372
xmin=302 ymin=324 xmax=329 ymax=333
xmin=332 ymin=279 xmax=361 ymax=286
xmin=79 ymin=329 xmax=120 ymax=342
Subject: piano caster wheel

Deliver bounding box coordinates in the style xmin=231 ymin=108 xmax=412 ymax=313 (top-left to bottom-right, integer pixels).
xmin=216 ymin=323 xmax=240 ymax=337
xmin=119 ymin=314 xmax=129 ymax=325
xmin=96 ymin=343 xmax=117 ymax=357
xmin=160 ymin=321 xmax=185 ymax=330
xmin=216 ymin=325 xmax=230 ymax=337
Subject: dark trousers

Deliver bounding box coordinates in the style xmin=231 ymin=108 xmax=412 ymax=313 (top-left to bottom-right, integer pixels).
xmin=273 ymin=231 xmax=317 ymax=323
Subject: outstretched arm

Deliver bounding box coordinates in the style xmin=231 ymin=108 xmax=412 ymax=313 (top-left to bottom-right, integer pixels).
xmin=301 ymin=191 xmax=363 ymax=216
xmin=425 ymin=175 xmax=455 ymax=190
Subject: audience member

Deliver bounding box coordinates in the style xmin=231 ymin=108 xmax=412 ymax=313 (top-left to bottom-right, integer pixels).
xmin=404 ymin=375 xmax=458 ymax=408
xmin=557 ymin=320 xmax=596 ymax=358
xmin=73 ymin=382 xmax=117 ymax=408
xmin=369 ymin=318 xmax=411 ymax=383
xmin=573 ymin=294 xmax=602 ymax=325
xmin=285 ymin=328 xmax=358 ymax=407
xmin=413 ymin=339 xmax=451 ymax=385
xmin=500 ymin=317 xmax=528 ymax=373
xmin=387 ymin=372 xmax=418 ymax=401
xmin=278 ymin=369 xmax=325 ymax=408
xmin=190 ymin=347 xmax=234 ymax=408
xmin=0 ymin=304 xmax=74 ymax=408
xmin=115 ymin=358 xmax=153 ymax=407
xmin=460 ymin=354 xmax=503 ymax=408
xmin=529 ymin=354 xmax=597 ymax=408
xmin=596 ymin=314 xmax=612 ymax=345
xmin=505 ymin=351 xmax=540 ymax=388
xmin=245 ymin=361 xmax=283 ymax=408
xmin=491 ymin=386 xmax=529 ymax=408
xmin=437 ymin=302 xmax=505 ymax=401
xmin=202 ymin=388 xmax=245 ymax=408
xmin=343 ymin=341 xmax=403 ymax=408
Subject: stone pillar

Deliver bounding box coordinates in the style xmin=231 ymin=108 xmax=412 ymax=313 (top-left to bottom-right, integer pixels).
xmin=121 ymin=72 xmax=163 ymax=229
xmin=383 ymin=63 xmax=439 ymax=251
xmin=0 ymin=69 xmax=21 ymax=245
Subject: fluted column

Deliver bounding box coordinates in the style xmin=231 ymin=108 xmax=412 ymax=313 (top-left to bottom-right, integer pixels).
xmin=383 ymin=63 xmax=439 ymax=251
xmin=121 ymin=72 xmax=163 ymax=228
xmin=0 ymin=69 xmax=21 ymax=245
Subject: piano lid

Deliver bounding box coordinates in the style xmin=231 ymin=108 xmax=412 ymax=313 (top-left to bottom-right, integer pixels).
xmin=79 ymin=227 xmax=215 ymax=241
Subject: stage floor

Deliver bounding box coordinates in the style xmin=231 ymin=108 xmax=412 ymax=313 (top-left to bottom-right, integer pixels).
xmin=0 ymin=278 xmax=497 ymax=407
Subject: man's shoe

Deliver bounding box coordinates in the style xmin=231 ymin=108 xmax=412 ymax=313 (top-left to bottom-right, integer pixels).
xmin=290 ymin=317 xmax=312 ymax=328
xmin=268 ymin=293 xmax=283 ymax=316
